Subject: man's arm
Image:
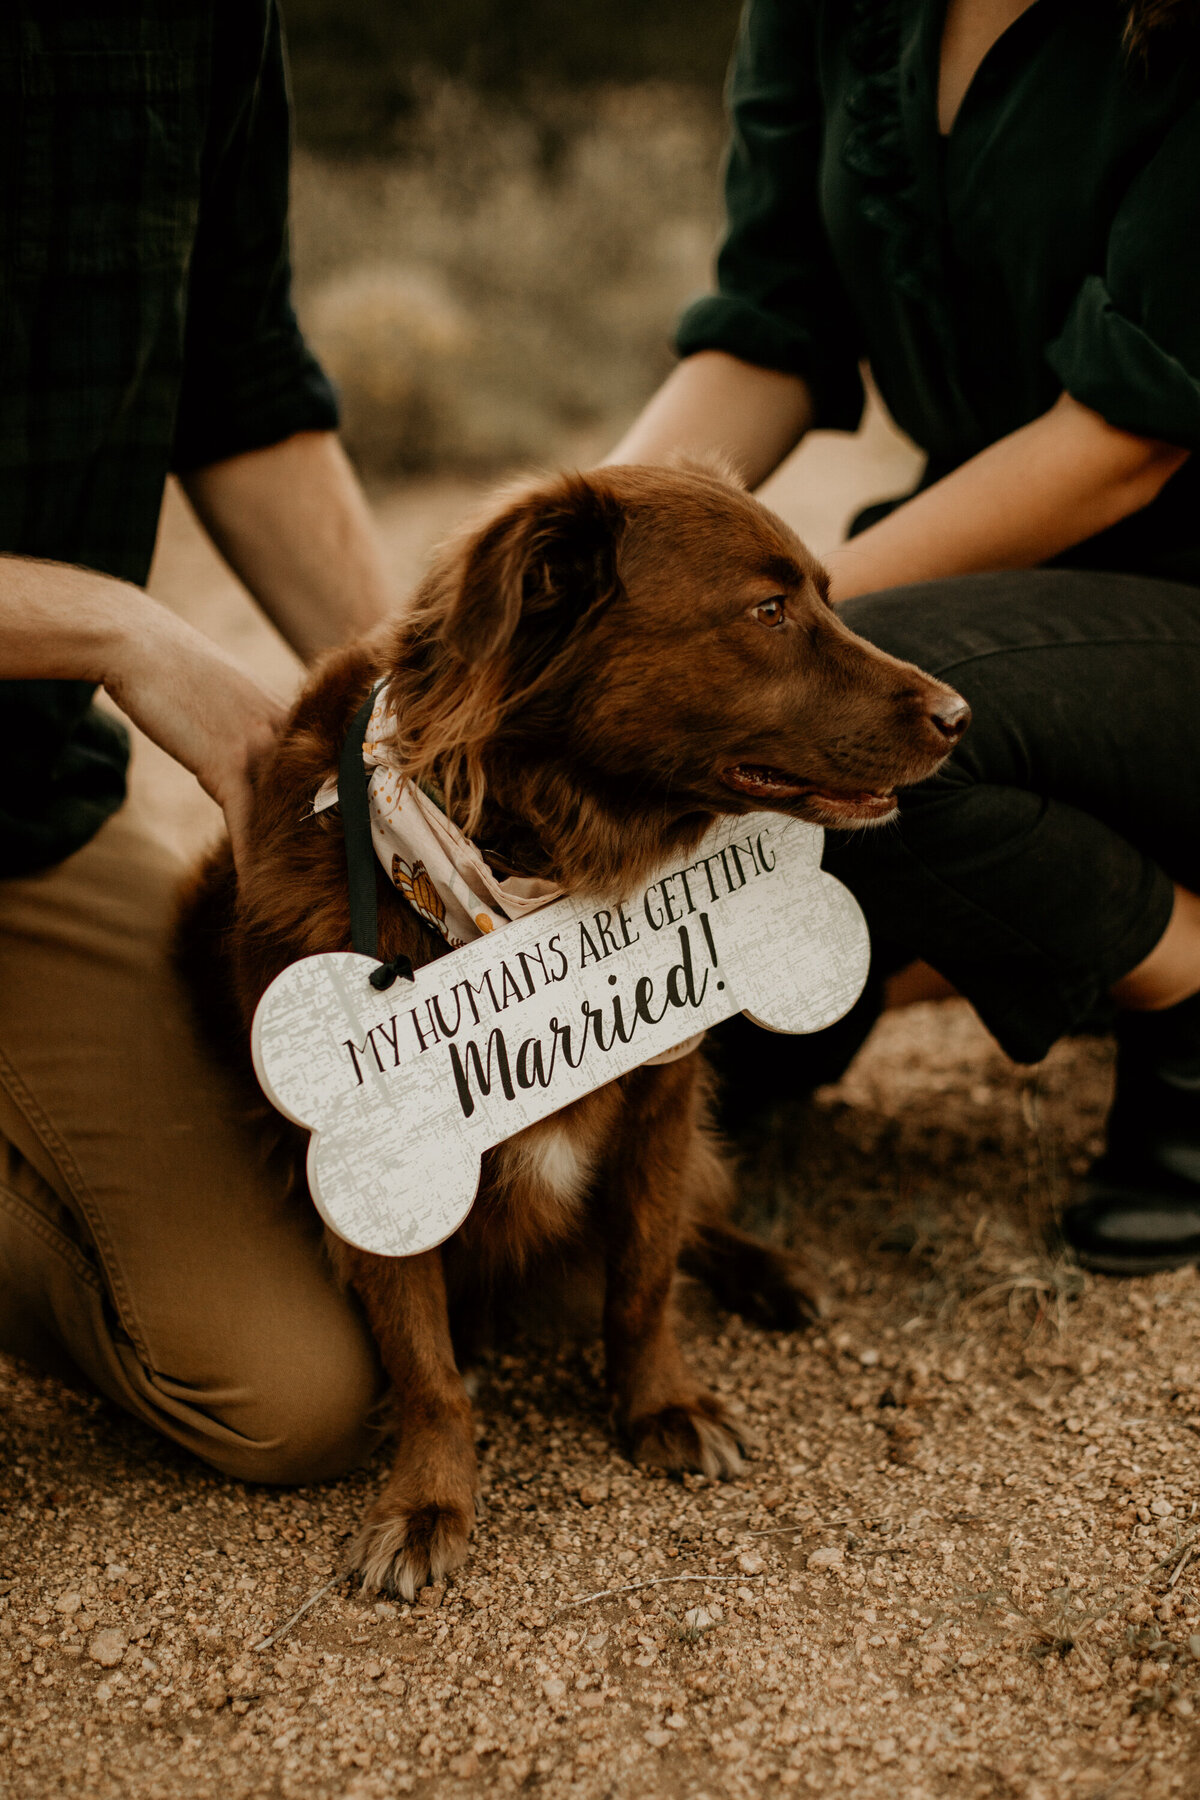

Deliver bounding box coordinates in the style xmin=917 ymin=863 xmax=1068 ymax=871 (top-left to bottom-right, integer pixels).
xmin=0 ymin=558 xmax=285 ymax=868
xmin=181 ymin=431 xmax=396 ymax=659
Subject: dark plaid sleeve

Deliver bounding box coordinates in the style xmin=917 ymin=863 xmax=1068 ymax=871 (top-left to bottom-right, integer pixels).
xmin=170 ymin=1 xmax=338 ymax=472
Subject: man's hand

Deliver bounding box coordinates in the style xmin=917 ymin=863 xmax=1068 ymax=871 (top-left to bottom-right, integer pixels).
xmin=102 ymin=597 xmax=289 ymax=873
xmin=0 ymin=556 xmax=289 ymax=874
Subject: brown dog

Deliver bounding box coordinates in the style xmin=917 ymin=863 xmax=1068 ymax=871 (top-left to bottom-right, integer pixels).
xmin=179 ymin=461 xmax=968 ymax=1599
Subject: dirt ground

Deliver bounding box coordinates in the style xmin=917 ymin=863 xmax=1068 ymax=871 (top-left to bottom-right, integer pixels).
xmin=4 ymin=426 xmax=1200 ymax=1800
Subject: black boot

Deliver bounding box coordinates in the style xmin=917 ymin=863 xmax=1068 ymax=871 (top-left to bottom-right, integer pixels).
xmin=1063 ymin=989 xmax=1200 ymax=1274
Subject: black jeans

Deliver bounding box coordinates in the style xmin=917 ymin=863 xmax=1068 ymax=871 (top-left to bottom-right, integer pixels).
xmin=827 ymin=567 xmax=1200 ymax=1064
xmin=714 ymin=567 xmax=1200 ymax=1104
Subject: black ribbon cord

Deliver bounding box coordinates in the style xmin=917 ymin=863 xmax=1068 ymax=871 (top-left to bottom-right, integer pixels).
xmin=337 ymin=687 xmax=415 ymax=991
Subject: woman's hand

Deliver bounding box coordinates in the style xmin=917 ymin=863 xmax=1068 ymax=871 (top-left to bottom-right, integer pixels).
xmin=0 ymin=555 xmax=290 ymax=873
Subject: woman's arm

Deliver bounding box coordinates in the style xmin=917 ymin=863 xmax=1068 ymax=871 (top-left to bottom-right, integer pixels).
xmin=825 ymin=392 xmax=1189 ymax=600
xmin=181 ymin=430 xmax=396 ymax=659
xmin=605 ymin=350 xmax=815 ymax=488
xmin=0 ymin=557 xmax=285 ymax=868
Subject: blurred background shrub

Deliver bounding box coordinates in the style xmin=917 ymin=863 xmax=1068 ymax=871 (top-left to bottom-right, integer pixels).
xmin=284 ymin=2 xmax=741 ymax=478
xmin=284 ymin=0 xmax=740 ymax=155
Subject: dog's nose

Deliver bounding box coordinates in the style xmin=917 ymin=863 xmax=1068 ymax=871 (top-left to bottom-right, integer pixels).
xmin=928 ymin=693 xmax=971 ymax=743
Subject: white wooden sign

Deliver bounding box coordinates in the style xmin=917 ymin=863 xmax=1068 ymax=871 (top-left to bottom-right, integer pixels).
xmin=252 ymin=813 xmax=869 ymax=1257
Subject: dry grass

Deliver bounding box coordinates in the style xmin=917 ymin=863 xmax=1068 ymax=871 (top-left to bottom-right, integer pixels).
xmin=290 ymin=80 xmax=725 ymax=474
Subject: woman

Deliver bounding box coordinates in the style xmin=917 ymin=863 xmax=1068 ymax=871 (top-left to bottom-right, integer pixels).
xmin=610 ymin=0 xmax=1200 ymax=1274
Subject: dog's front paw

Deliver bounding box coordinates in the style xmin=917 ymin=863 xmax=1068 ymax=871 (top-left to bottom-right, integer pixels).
xmin=628 ymin=1392 xmax=748 ymax=1479
xmin=350 ymin=1498 xmax=473 ymax=1600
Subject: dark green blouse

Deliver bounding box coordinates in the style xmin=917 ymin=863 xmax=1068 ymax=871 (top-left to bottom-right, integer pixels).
xmin=677 ymin=0 xmax=1200 ymax=584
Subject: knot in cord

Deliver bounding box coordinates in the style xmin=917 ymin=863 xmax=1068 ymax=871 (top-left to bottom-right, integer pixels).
xmin=368 ymin=953 xmax=415 ymax=992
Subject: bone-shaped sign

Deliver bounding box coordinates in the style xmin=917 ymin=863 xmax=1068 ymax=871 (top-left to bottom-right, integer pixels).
xmin=252 ymin=812 xmax=870 ymax=1257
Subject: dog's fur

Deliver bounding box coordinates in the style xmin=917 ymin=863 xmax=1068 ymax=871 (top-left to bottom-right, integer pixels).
xmin=178 ymin=461 xmax=967 ymax=1599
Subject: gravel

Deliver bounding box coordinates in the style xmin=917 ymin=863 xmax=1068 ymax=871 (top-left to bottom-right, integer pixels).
xmin=5 ymin=1000 xmax=1200 ymax=1799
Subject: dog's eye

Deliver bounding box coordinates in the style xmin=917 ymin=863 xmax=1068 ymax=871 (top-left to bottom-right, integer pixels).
xmin=751 ymin=597 xmax=787 ymax=628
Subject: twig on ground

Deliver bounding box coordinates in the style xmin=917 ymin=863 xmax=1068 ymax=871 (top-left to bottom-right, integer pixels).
xmin=1147 ymin=1524 xmax=1200 ymax=1584
xmin=562 ymin=1573 xmax=762 ymax=1609
xmin=1167 ymin=1544 xmax=1195 ymax=1590
xmin=252 ymin=1570 xmax=351 ymax=1652
xmin=1087 ymin=1754 xmax=1149 ymax=1800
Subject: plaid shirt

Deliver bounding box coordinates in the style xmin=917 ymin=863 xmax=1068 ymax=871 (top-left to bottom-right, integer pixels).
xmin=0 ymin=1 xmax=339 ymax=876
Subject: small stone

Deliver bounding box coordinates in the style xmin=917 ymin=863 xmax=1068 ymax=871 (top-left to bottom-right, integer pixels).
xmin=858 ymin=1348 xmax=880 ymax=1367
xmin=94 ymin=1681 xmax=113 ymax=1704
xmin=448 ymin=1751 xmax=479 ymax=1779
xmin=872 ymin=1738 xmax=898 ymax=1763
xmin=578 ymin=1482 xmax=610 ymax=1507
xmin=54 ymin=1592 xmax=82 ymax=1615
xmin=644 ymin=1729 xmax=672 ymax=1749
xmin=542 ymin=1677 xmax=566 ymax=1702
xmin=684 ymin=1606 xmax=717 ymax=1633
xmin=373 ymin=1601 xmax=398 ymax=1619
xmin=1150 ymin=1499 xmax=1173 ymax=1518
xmin=736 ymin=1587 xmax=758 ymax=1604
xmin=942 ymin=1357 xmax=967 ymax=1384
xmin=1172 ymin=1696 xmax=1195 ymax=1718
xmin=665 ymin=1712 xmax=687 ymax=1730
xmin=807 ymin=1546 xmax=844 ymax=1571
xmin=87 ymin=1629 xmax=127 ymax=1669
xmin=738 ymin=1549 xmax=765 ymax=1575
xmin=104 ymin=1564 xmax=129 ymax=1582
xmin=362 ymin=1661 xmax=384 ymax=1680
xmin=202 ymin=1676 xmax=228 ymax=1711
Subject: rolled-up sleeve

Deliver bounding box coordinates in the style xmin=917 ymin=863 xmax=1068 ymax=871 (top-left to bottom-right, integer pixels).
xmin=675 ymin=0 xmax=864 ymax=431
xmin=170 ymin=1 xmax=338 ymax=472
xmin=1047 ymin=102 xmax=1200 ymax=450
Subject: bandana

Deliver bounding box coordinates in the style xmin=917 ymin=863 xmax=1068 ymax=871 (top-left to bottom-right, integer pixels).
xmin=313 ymin=684 xmax=702 ymax=1066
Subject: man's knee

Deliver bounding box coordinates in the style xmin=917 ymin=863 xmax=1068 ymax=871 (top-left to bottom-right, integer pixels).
xmin=161 ymin=1310 xmax=387 ymax=1487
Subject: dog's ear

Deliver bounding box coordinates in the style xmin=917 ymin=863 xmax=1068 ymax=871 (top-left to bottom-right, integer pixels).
xmin=439 ymin=473 xmax=625 ymax=666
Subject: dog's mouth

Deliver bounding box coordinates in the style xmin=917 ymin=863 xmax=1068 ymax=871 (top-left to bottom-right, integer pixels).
xmin=720 ymin=762 xmax=898 ymax=822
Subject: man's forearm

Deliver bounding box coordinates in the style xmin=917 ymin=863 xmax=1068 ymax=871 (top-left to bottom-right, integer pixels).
xmin=825 ymin=393 xmax=1189 ymax=601
xmin=181 ymin=431 xmax=396 ymax=661
xmin=604 ymin=350 xmax=815 ymax=487
xmin=0 ymin=555 xmax=286 ymax=859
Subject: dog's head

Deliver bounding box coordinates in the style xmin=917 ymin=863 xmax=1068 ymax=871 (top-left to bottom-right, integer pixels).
xmin=391 ymin=462 xmax=968 ymax=886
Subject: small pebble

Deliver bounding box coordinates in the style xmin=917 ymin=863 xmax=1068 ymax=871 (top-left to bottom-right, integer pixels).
xmin=807 ymin=1546 xmax=844 ymax=1570
xmin=87 ymin=1628 xmax=127 ymax=1669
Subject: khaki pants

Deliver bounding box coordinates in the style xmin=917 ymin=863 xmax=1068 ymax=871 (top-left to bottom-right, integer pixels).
xmin=0 ymin=796 xmax=384 ymax=1483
